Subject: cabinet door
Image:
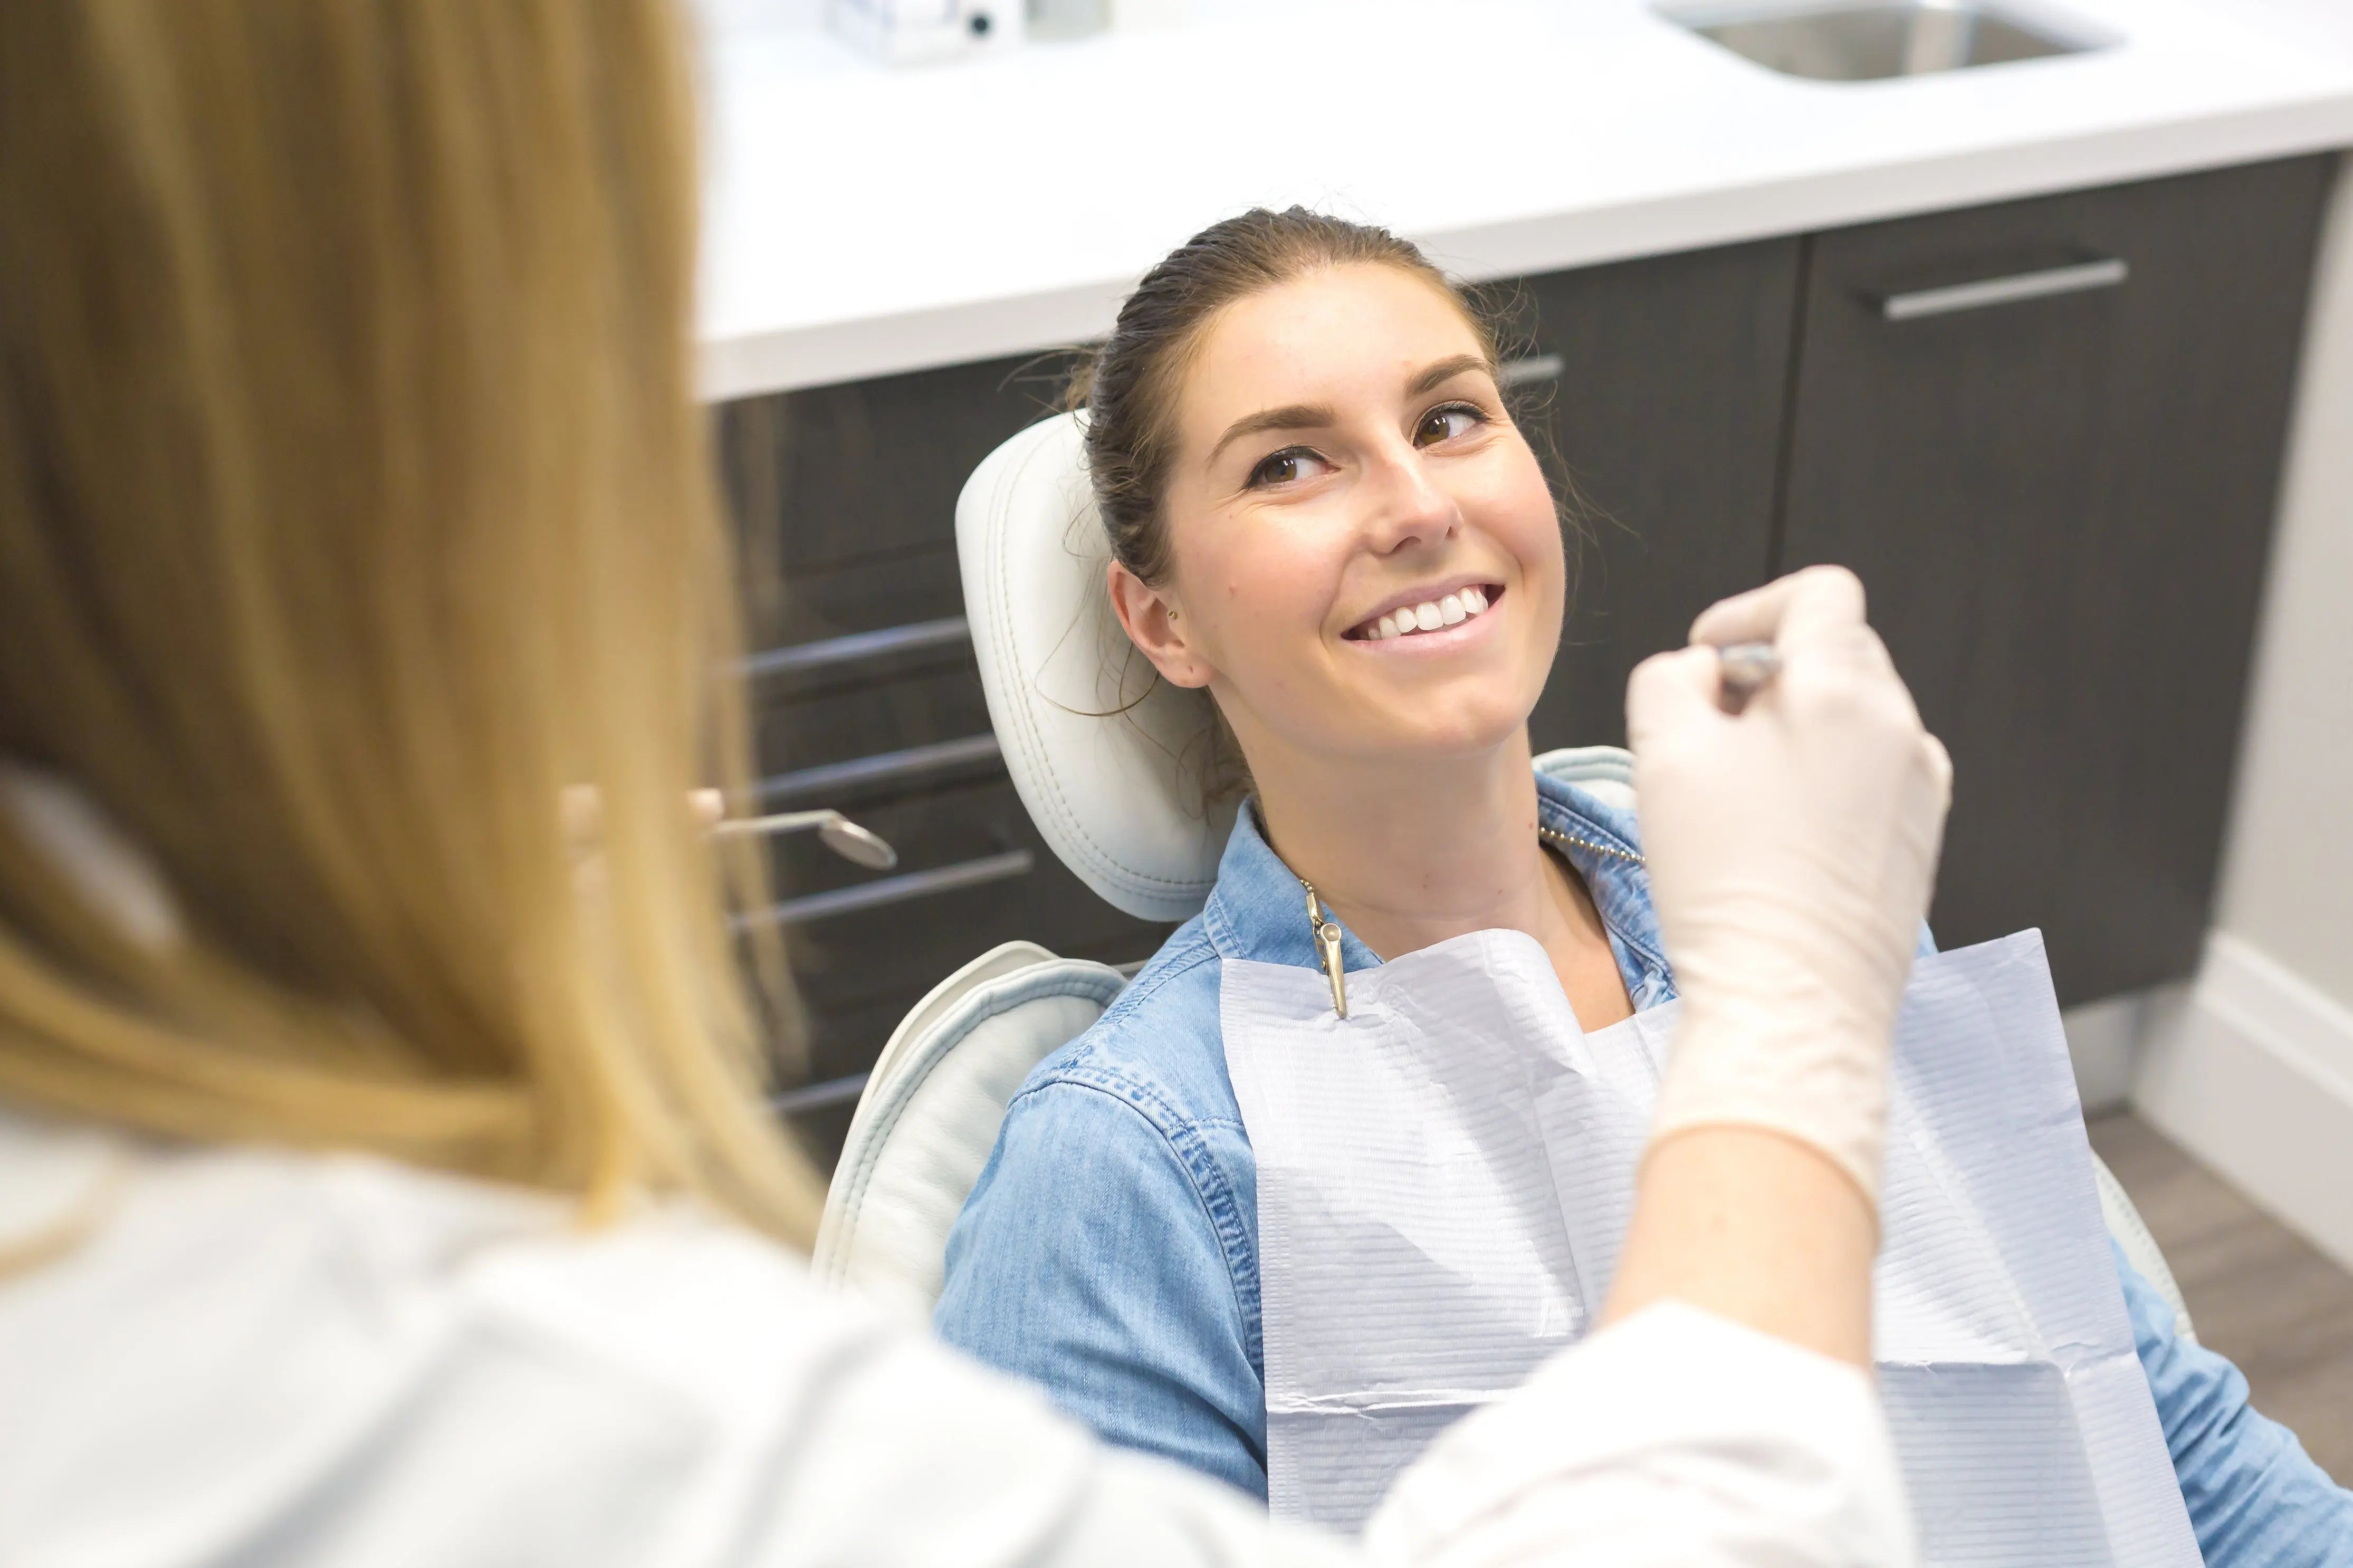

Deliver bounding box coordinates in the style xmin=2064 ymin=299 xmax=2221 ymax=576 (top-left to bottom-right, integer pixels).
xmin=718 ymin=357 xmax=1176 ymax=1168
xmin=1518 ymin=239 xmax=1800 ymax=752
xmin=1778 ymin=157 xmax=2332 ymax=1004
xmin=719 ymin=353 xmax=1072 ymax=580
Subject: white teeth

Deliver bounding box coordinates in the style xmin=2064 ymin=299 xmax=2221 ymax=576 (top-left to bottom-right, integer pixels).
xmin=1358 ymin=588 xmax=1495 ymax=641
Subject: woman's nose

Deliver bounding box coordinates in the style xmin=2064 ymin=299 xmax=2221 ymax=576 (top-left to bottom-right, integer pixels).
xmin=1361 ymin=444 xmax=1460 ymax=555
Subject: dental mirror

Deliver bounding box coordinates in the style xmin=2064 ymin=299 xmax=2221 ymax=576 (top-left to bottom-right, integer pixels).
xmin=711 ymin=807 xmax=900 ymax=871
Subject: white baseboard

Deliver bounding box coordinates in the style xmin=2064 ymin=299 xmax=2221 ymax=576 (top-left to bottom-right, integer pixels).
xmin=2134 ymin=932 xmax=2353 ymax=1274
xmin=2063 ymin=992 xmax=2147 ymax=1115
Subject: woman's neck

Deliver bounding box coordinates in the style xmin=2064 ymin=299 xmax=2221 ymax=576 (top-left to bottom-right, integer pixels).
xmin=1251 ymin=728 xmax=1556 ymax=963
xmin=1251 ymin=727 xmax=1633 ymax=1031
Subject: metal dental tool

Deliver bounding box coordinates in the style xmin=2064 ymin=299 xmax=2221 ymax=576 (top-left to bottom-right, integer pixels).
xmin=712 ymin=808 xmax=900 ymax=870
xmin=1715 ymin=641 xmax=1783 ymax=715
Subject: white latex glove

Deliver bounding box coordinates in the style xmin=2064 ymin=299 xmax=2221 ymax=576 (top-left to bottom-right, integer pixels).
xmin=1625 ymin=566 xmax=1953 ymax=1204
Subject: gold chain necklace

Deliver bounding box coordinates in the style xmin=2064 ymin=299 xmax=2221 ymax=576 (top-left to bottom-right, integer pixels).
xmin=1297 ymin=828 xmax=1643 ymax=1021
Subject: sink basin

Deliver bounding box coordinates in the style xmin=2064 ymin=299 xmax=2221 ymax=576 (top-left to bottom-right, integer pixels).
xmin=1660 ymin=0 xmax=2110 ymax=82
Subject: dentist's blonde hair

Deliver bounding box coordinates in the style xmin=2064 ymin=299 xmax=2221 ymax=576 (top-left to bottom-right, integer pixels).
xmin=0 ymin=1 xmax=824 ymax=1242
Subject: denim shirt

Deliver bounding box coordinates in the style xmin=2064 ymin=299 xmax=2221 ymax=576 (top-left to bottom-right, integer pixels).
xmin=935 ymin=771 xmax=2351 ymax=1564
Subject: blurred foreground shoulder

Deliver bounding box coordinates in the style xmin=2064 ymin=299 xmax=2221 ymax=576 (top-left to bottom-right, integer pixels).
xmin=0 ymin=1118 xmax=1309 ymax=1568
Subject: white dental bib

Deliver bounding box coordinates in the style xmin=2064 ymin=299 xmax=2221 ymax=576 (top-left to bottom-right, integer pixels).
xmin=1221 ymin=929 xmax=2198 ymax=1565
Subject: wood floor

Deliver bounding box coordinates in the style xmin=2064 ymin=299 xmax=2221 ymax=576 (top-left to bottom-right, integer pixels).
xmin=2091 ymin=1111 xmax=2353 ymax=1484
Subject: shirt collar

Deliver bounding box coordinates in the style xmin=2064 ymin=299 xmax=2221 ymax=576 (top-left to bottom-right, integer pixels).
xmin=1201 ymin=770 xmax=1673 ymax=996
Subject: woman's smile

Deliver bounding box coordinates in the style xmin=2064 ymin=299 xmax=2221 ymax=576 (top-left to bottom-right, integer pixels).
xmin=1344 ymin=581 xmax=1506 ymax=648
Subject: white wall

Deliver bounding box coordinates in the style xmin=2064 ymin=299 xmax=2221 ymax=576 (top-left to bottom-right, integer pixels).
xmin=2131 ymin=142 xmax=2353 ymax=1273
xmin=2067 ymin=0 xmax=2353 ymax=1136
xmin=2209 ymin=163 xmax=2353 ymax=1008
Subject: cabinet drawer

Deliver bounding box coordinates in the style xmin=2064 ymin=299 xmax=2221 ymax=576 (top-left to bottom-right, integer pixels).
xmin=760 ymin=776 xmax=1173 ymax=1082
xmin=719 ymin=351 xmax=1068 ymax=579
xmin=1514 ymin=238 xmax=1799 ymax=751
xmin=739 ymin=545 xmax=966 ymax=657
xmin=1777 ymin=156 xmax=2332 ymax=1003
xmin=752 ymin=656 xmax=996 ymax=786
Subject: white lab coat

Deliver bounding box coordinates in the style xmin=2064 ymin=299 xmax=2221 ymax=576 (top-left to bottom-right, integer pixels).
xmin=0 ymin=1104 xmax=1914 ymax=1566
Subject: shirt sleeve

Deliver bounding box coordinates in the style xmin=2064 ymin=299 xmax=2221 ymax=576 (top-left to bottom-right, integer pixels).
xmin=2117 ymin=1244 xmax=2353 ymax=1568
xmin=933 ymin=1076 xmax=1271 ymax=1499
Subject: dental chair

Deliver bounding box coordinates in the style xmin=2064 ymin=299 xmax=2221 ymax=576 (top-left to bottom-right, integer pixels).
xmin=810 ymin=410 xmax=2194 ymax=1344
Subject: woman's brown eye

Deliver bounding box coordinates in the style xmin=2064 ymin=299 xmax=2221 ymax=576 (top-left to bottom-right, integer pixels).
xmin=1417 ymin=406 xmax=1480 ymax=447
xmin=1250 ymin=450 xmax=1306 ymax=486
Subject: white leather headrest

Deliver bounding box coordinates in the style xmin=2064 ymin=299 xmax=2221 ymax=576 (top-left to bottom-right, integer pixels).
xmin=957 ymin=411 xmax=1236 ymax=923
xmin=813 ymin=940 xmax=1126 ymax=1321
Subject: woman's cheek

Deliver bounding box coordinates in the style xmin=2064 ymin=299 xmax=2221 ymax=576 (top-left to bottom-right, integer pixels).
xmin=1496 ymin=449 xmax=1564 ymax=577
xmin=1241 ymin=517 xmax=1348 ymax=627
xmin=1206 ymin=544 xmax=1329 ymax=678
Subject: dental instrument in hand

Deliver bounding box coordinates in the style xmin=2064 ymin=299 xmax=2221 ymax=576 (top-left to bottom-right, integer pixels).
xmin=711 ymin=809 xmax=899 ymax=870
xmin=567 ymin=786 xmax=900 ymax=871
xmin=1714 ymin=641 xmax=1782 ymax=715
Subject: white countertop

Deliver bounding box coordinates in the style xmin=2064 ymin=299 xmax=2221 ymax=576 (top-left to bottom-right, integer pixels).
xmin=697 ymin=0 xmax=2353 ymax=400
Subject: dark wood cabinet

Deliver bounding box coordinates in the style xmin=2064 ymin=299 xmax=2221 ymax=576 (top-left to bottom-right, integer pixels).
xmin=1517 ymin=238 xmax=1801 ymax=751
xmin=718 ymin=354 xmax=1178 ymax=1163
xmin=718 ymin=154 xmax=2333 ymax=1160
xmin=1776 ymin=156 xmax=2331 ymax=1004
xmin=722 ymin=353 xmax=1078 ymax=592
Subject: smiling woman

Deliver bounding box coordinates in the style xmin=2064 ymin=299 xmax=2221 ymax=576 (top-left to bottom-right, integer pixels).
xmin=1083 ymin=212 xmax=1627 ymax=1034
xmin=934 ymin=212 xmax=1677 ymax=1497
xmin=931 ymin=208 xmax=2348 ymax=1553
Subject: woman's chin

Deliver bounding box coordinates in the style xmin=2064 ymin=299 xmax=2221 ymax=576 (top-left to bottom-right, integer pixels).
xmin=1333 ymin=661 xmax=1547 ymax=755
xmin=1329 ymin=700 xmax=1533 ymax=763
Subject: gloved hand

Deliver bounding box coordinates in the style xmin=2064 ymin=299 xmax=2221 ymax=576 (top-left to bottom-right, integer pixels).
xmin=1625 ymin=566 xmax=1952 ymax=1206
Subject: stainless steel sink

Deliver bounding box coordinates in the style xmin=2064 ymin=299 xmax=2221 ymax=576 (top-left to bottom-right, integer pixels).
xmin=1660 ymin=0 xmax=2111 ymax=82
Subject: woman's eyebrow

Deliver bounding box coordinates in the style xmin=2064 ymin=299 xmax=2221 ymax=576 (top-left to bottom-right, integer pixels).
xmin=1203 ymin=355 xmax=1490 ymax=467
xmin=1207 ymin=402 xmax=1333 ymax=466
xmin=1406 ymin=353 xmax=1493 ymax=397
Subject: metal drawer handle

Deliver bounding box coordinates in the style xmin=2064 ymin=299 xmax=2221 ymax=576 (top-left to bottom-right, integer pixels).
xmin=1499 ymin=353 xmax=1565 ymax=387
xmin=1878 ymin=257 xmax=2128 ymax=321
xmin=759 ymin=733 xmax=1003 ymax=807
xmin=742 ymin=615 xmax=970 ymax=680
xmin=736 ymin=848 xmax=1034 ymax=928
xmin=772 ymin=1072 xmax=872 ymax=1117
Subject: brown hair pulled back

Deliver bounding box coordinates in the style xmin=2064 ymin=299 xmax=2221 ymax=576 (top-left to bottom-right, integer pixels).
xmin=1075 ymin=208 xmax=1500 ymax=585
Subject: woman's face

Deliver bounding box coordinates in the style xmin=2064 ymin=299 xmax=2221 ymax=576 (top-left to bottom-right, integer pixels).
xmin=1115 ymin=262 xmax=1564 ymax=771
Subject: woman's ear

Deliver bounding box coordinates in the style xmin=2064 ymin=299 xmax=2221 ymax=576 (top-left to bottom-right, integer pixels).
xmin=1107 ymin=561 xmax=1214 ymax=689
